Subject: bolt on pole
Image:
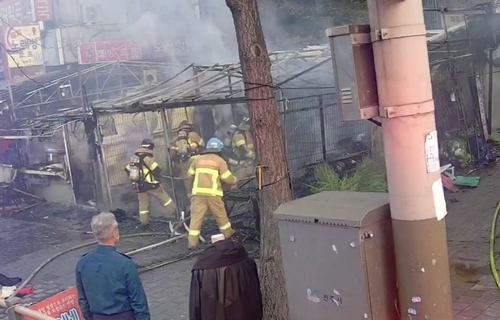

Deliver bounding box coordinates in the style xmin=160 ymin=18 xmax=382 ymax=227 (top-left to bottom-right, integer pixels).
xmin=368 ymin=0 xmax=453 ymax=318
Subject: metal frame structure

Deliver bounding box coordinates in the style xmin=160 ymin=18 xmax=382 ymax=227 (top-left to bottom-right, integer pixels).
xmin=6 ymin=45 xmax=332 ymax=134
xmin=92 ymin=45 xmax=332 ymax=114
xmin=8 ymin=61 xmax=184 ymax=121
xmin=3 ymin=45 xmax=364 ymax=216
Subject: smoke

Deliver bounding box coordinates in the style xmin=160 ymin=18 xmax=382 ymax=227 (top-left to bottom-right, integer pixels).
xmin=125 ymin=0 xmax=238 ymax=65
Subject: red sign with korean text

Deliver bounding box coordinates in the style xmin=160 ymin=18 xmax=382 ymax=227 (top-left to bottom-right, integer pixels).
xmin=25 ymin=287 xmax=83 ymax=320
xmin=31 ymin=0 xmax=52 ymax=21
xmin=0 ymin=0 xmax=52 ymax=28
xmin=78 ymin=41 xmax=143 ymax=64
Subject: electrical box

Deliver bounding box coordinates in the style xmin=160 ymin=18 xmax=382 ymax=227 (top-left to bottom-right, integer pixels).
xmin=275 ymin=191 xmax=398 ymax=320
xmin=326 ymin=25 xmax=379 ymax=121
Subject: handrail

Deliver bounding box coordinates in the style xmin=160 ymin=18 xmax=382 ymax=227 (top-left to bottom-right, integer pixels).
xmin=0 ymin=299 xmax=57 ymax=320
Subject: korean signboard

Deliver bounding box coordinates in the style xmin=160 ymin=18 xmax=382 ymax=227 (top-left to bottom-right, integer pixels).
xmin=0 ymin=0 xmax=52 ymax=28
xmin=444 ymin=14 xmax=465 ymax=29
xmin=4 ymin=24 xmax=43 ymax=67
xmin=25 ymin=287 xmax=83 ymax=320
xmin=31 ymin=0 xmax=52 ymax=22
xmin=78 ymin=41 xmax=143 ymax=64
xmin=142 ymin=37 xmax=188 ymax=61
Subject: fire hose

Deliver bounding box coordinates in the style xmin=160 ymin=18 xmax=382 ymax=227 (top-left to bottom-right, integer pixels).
xmin=4 ymin=175 xmax=257 ymax=303
xmin=490 ymin=202 xmax=500 ymax=290
xmin=8 ymin=232 xmax=185 ymax=299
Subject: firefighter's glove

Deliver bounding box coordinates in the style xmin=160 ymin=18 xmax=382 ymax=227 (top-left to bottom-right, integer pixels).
xmin=240 ymin=160 xmax=251 ymax=167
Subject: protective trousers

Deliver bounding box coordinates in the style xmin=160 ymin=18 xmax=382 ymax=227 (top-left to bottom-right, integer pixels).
xmin=188 ymin=195 xmax=235 ymax=248
xmin=137 ymin=185 xmax=176 ymax=225
xmin=179 ymin=161 xmax=193 ymax=198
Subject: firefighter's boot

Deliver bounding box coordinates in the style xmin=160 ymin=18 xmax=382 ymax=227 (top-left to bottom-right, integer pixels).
xmin=221 ymin=227 xmax=235 ymax=239
xmin=188 ymin=235 xmax=200 ymax=249
xmin=139 ymin=211 xmax=150 ymax=226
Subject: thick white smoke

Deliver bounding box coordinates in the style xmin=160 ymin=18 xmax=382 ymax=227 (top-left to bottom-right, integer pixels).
xmin=125 ymin=0 xmax=238 ymax=65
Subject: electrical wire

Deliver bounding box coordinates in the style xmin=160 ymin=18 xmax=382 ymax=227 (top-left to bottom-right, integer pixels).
xmin=0 ymin=41 xmax=51 ymax=93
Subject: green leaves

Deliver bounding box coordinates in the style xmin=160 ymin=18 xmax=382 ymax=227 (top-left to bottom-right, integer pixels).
xmin=310 ymin=157 xmax=388 ymax=193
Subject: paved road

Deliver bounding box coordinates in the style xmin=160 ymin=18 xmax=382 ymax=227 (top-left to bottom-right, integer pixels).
xmin=0 ymin=210 xmax=192 ymax=320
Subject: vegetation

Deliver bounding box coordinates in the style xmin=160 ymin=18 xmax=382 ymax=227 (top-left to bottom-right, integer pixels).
xmin=310 ymin=157 xmax=388 ymax=193
xmin=258 ymin=0 xmax=368 ymax=48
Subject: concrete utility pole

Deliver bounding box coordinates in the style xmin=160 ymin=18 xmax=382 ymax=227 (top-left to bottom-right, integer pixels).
xmin=368 ymin=0 xmax=453 ymax=319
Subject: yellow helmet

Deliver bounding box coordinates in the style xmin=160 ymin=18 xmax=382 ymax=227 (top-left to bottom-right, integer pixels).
xmin=178 ymin=120 xmax=193 ymax=132
xmin=238 ymin=117 xmax=251 ymax=131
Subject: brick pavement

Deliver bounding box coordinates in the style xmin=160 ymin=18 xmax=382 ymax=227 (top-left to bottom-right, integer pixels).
xmin=452 ymin=279 xmax=500 ymax=320
xmin=0 ymin=239 xmax=194 ymax=320
xmin=141 ymin=259 xmax=193 ymax=320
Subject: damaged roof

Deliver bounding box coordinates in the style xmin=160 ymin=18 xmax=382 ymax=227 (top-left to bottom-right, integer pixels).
xmin=93 ymin=45 xmax=332 ymax=114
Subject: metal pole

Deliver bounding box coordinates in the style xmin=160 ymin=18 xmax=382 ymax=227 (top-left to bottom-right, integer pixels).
xmin=95 ymin=122 xmax=113 ymax=209
xmin=62 ymin=125 xmax=77 ymax=205
xmin=160 ymin=110 xmax=180 ymax=220
xmin=368 ymin=0 xmax=453 ymax=319
xmin=7 ymin=80 xmax=15 ymax=122
xmin=228 ymin=73 xmax=238 ymax=124
xmin=488 ymin=48 xmax=494 ymax=136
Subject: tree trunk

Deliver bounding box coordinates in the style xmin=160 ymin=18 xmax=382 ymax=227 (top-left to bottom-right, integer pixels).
xmin=225 ymin=0 xmax=292 ymax=319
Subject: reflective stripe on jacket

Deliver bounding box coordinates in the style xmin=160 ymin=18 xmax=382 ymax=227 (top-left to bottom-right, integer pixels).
xmin=125 ymin=147 xmax=162 ymax=184
xmin=233 ymin=131 xmax=255 ymax=159
xmin=188 ymin=153 xmax=237 ymax=197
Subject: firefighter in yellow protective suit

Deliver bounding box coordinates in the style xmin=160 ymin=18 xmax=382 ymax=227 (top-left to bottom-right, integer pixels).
xmin=187 ymin=138 xmax=238 ymax=248
xmin=169 ymin=121 xmax=205 ymax=198
xmin=125 ymin=139 xmax=177 ymax=225
xmin=223 ymin=117 xmax=256 ymax=181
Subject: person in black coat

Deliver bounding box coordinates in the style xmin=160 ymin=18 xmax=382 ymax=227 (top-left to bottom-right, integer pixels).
xmin=189 ymin=235 xmax=263 ymax=320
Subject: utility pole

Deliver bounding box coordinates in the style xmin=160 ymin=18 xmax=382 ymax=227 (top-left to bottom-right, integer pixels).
xmin=368 ymin=0 xmax=453 ymax=318
xmin=226 ymin=0 xmax=292 ymax=319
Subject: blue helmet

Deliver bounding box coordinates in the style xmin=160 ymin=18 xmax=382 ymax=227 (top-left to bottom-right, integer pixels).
xmin=206 ymin=138 xmax=224 ymax=152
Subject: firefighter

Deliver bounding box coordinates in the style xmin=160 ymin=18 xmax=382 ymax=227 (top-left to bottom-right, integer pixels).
xmin=187 ymin=138 xmax=238 ymax=249
xmin=125 ymin=139 xmax=176 ymax=226
xmin=223 ymin=117 xmax=255 ymax=181
xmin=170 ymin=121 xmax=205 ymax=198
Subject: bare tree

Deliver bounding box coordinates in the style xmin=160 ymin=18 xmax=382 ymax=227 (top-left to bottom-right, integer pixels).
xmin=225 ymin=0 xmax=292 ymax=319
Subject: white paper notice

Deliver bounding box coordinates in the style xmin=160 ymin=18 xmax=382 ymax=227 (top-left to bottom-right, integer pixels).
xmin=432 ymin=178 xmax=447 ymax=221
xmin=425 ymin=130 xmax=440 ymax=173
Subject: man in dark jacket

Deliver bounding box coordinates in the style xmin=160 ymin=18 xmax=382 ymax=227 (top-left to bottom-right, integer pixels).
xmin=76 ymin=212 xmax=150 ymax=320
xmin=189 ymin=235 xmax=263 ymax=320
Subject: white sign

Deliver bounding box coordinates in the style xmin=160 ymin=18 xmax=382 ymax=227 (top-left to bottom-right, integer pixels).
xmin=432 ymin=178 xmax=447 ymax=221
xmin=425 ymin=130 xmax=440 ymax=173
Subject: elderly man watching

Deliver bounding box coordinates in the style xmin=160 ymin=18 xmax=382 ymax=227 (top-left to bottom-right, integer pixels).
xmin=76 ymin=212 xmax=150 ymax=320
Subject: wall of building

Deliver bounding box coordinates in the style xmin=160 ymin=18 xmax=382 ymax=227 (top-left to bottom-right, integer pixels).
xmin=51 ymin=0 xmax=142 ymax=64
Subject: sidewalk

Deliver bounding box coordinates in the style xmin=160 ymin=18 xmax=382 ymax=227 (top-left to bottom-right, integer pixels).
xmin=2 ymin=166 xmax=500 ymax=319
xmin=141 ymin=259 xmax=193 ymax=320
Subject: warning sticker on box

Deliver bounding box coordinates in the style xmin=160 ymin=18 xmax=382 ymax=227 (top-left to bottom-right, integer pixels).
xmin=425 ymin=130 xmax=440 ymax=173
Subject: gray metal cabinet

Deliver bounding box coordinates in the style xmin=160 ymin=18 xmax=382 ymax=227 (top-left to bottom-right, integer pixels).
xmin=275 ymin=191 xmax=398 ymax=320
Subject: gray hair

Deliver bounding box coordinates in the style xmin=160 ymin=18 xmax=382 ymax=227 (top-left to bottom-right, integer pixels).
xmin=91 ymin=212 xmax=118 ymax=242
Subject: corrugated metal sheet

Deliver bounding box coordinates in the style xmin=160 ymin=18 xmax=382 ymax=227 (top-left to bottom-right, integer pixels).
xmin=423 ymin=0 xmax=444 ymax=30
